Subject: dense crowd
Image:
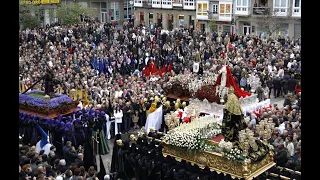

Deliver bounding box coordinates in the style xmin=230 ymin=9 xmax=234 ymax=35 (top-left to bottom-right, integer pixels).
xmin=19 ymin=19 xmax=301 ymax=179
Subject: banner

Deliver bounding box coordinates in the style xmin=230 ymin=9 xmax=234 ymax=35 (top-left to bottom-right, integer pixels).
xmin=20 ymin=0 xmax=60 ymax=4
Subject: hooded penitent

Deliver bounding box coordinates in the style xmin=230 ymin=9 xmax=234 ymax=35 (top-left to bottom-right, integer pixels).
xmin=35 ymin=124 xmax=52 ymax=155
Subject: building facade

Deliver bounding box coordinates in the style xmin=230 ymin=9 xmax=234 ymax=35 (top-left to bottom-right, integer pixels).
xmin=234 ymin=0 xmax=301 ymax=38
xmin=196 ymin=0 xmax=234 ymax=34
xmin=133 ymin=0 xmax=197 ymax=30
xmin=84 ymin=0 xmax=134 ymax=24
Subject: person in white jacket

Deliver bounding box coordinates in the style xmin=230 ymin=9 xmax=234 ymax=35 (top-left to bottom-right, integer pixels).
xmin=114 ymin=106 xmax=123 ymax=134
xmin=284 ymin=136 xmax=295 ymax=157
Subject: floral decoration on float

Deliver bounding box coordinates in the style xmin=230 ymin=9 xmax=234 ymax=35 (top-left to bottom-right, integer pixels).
xmin=162 ymin=116 xmax=222 ymax=151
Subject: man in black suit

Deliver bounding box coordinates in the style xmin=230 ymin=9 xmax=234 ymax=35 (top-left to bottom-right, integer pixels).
xmin=273 ymin=75 xmax=281 ymax=98
xmin=288 ymin=74 xmax=297 ymax=95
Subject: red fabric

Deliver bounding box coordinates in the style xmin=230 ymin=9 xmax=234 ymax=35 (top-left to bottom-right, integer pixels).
xmin=295 ymin=84 xmax=301 ymax=95
xmin=177 ymin=111 xmax=183 ymax=119
xmin=68 ymin=48 xmax=73 ymax=54
xmin=252 ymin=60 xmax=256 ymax=67
xmin=161 ymin=64 xmax=167 ymax=75
xmin=149 ymin=61 xmax=157 ymax=74
xmin=211 ymin=135 xmax=224 ymax=143
xmin=142 ymin=67 xmax=150 ymax=77
xmin=215 ymin=66 xmax=251 ymax=98
xmin=182 ymin=117 xmax=191 ymax=123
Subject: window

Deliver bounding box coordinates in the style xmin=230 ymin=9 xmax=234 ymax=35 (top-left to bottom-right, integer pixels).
xmin=236 ymin=0 xmax=249 ymax=11
xmin=101 ymin=2 xmax=107 ymax=23
xmin=124 ymin=0 xmax=133 ymax=19
xmin=110 ymin=2 xmax=120 ymax=21
xmin=152 ymin=0 xmax=161 ymax=4
xmin=223 ymin=25 xmax=231 ymax=34
xmin=162 ymin=0 xmax=172 ymax=5
xmin=212 ymin=4 xmax=218 ymax=14
xmin=274 ymin=0 xmax=288 ymax=14
xmin=134 ymin=0 xmax=142 ymax=3
xmin=184 ymin=0 xmax=194 ymax=6
xmin=173 ymin=0 xmax=182 ymax=3
xmin=293 ymin=0 xmax=301 ymax=14
xmin=197 ymin=3 xmax=208 ymax=16
xmin=219 ymin=3 xmax=231 ymax=17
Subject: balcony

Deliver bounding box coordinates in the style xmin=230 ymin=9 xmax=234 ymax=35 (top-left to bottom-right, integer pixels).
xmin=235 ymin=6 xmax=250 ymax=16
xmin=208 ymin=12 xmax=219 ymax=20
xmin=152 ymin=0 xmax=162 ymax=8
xmin=134 ymin=0 xmax=143 ymax=7
xmin=143 ymin=0 xmax=152 ymax=8
xmin=292 ymin=7 xmax=301 ymax=17
xmin=173 ymin=0 xmax=183 ymax=7
xmin=162 ymin=2 xmax=173 ymax=9
xmin=273 ymin=8 xmax=289 ymax=17
xmin=183 ymin=1 xmax=195 ymax=10
xmin=252 ymin=7 xmax=270 ymax=15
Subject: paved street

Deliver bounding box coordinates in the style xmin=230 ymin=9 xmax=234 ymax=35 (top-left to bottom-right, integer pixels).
xmin=97 ymin=97 xmax=285 ymax=173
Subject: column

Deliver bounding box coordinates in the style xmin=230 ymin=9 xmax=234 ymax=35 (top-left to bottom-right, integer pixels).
xmin=162 ymin=13 xmax=168 ymax=30
xmin=44 ymin=9 xmax=50 ymax=26
xmin=144 ymin=11 xmax=150 ymax=27
xmin=184 ymin=15 xmax=190 ymax=29
xmin=134 ymin=10 xmax=140 ymax=26
xmin=107 ymin=1 xmax=111 ymax=23
xmin=119 ymin=0 xmax=125 ymax=25
xmin=153 ymin=12 xmax=157 ymax=27
xmin=53 ymin=8 xmax=57 ymax=23
xmin=288 ymin=23 xmax=294 ymax=39
xmin=173 ymin=14 xmax=178 ymax=29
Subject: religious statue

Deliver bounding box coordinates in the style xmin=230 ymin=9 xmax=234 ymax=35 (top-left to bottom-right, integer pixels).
xmin=45 ymin=68 xmax=55 ymax=96
xmin=215 ymin=61 xmax=251 ymax=103
xmin=221 ymin=86 xmax=247 ymax=143
xmin=216 ymin=61 xmax=229 ymax=103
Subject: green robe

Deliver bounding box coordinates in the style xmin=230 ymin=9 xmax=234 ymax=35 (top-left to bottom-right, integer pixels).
xmin=92 ymin=130 xmax=110 ymax=155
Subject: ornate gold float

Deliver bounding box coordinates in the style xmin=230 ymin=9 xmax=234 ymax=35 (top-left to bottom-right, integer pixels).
xmin=162 ymin=143 xmax=276 ymax=180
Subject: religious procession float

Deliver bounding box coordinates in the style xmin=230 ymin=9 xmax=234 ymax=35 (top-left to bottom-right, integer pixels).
xmin=157 ymin=64 xmax=275 ymax=179
xmin=163 ymin=64 xmax=271 ymax=120
xmin=19 ymin=89 xmax=78 ymax=118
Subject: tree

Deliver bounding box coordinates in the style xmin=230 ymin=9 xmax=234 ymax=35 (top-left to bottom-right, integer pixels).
xmin=19 ymin=0 xmax=41 ymax=30
xmin=56 ymin=3 xmax=96 ymax=26
xmin=255 ymin=10 xmax=287 ymax=38
xmin=208 ymin=20 xmax=217 ymax=33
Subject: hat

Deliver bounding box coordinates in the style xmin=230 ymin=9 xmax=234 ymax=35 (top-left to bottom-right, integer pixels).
xmin=36 ymin=124 xmax=49 ymax=148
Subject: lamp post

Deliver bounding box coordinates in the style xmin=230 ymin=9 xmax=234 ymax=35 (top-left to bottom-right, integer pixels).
xmin=70 ymin=89 xmax=76 ymax=101
xmin=44 ymin=94 xmax=50 ymax=115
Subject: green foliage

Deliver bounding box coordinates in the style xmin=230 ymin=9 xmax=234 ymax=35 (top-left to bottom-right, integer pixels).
xmin=19 ymin=0 xmax=41 ymax=30
xmin=56 ymin=3 xmax=96 ymax=26
xmin=20 ymin=13 xmax=42 ymax=30
xmin=27 ymin=92 xmax=46 ymax=99
xmin=209 ymin=20 xmax=217 ymax=32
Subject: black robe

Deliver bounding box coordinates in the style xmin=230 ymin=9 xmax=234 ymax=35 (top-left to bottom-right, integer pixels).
xmin=221 ymin=109 xmax=247 ymax=143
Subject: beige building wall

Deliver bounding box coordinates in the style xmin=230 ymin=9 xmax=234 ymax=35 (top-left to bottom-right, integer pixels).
xmin=134 ymin=7 xmax=195 ymax=29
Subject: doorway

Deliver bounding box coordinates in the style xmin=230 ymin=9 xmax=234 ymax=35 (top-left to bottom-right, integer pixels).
xmin=243 ymin=25 xmax=251 ymax=35
xmin=200 ymin=23 xmax=205 ymax=33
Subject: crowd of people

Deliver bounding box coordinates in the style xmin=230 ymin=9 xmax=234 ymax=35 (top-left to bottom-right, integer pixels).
xmin=19 ymin=18 xmax=301 ymax=179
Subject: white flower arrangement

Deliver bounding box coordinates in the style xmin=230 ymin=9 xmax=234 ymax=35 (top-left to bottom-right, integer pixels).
xmin=218 ymin=139 xmax=246 ymax=163
xmin=218 ymin=139 xmax=233 ymax=152
xmin=163 ymin=116 xmax=221 ymax=150
xmin=222 ymin=147 xmax=246 ymax=163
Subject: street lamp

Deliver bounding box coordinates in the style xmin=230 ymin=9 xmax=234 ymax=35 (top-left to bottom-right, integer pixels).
xmin=44 ymin=94 xmax=50 ymax=114
xmin=70 ymin=89 xmax=76 ymax=101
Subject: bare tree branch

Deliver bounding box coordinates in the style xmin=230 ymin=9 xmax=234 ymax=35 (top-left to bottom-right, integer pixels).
xmin=255 ymin=9 xmax=286 ymax=37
